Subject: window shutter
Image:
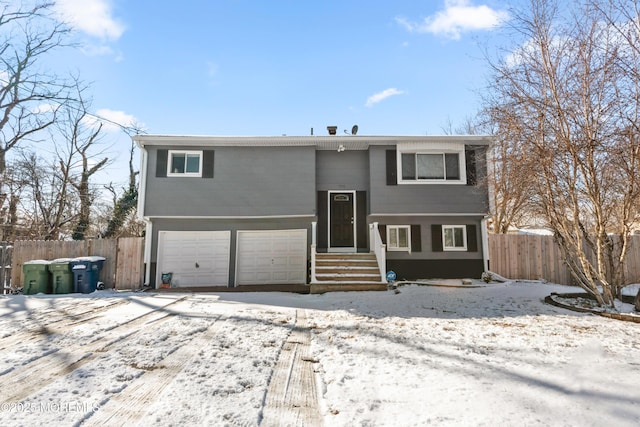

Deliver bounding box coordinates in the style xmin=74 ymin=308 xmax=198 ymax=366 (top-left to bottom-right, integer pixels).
xmin=465 ymin=148 xmax=477 ymax=186
xmin=378 ymin=224 xmax=387 ymax=244
xmin=411 ymin=225 xmax=421 ymax=252
xmin=431 ymin=224 xmax=443 ymax=252
xmin=156 ymin=149 xmax=168 ymax=177
xmin=466 ymin=224 xmax=478 ymax=252
xmin=386 ymin=150 xmax=397 ymax=185
xmin=202 ymin=150 xmax=214 ymax=178
xmin=356 ymin=191 xmax=367 ymax=249
xmin=317 ymin=191 xmax=328 ymax=248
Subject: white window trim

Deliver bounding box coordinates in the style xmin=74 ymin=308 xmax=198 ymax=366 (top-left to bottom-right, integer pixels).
xmin=167 ymin=150 xmax=203 ymax=177
xmin=397 ymin=148 xmax=466 ymax=185
xmin=442 ymin=225 xmax=467 ymax=251
xmin=387 ymin=225 xmax=411 ymax=253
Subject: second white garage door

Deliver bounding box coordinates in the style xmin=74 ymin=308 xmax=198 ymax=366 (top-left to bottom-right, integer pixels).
xmin=236 ymin=229 xmax=307 ymax=285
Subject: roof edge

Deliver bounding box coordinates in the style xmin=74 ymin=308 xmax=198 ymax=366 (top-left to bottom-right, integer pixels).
xmin=133 ymin=134 xmax=492 ymax=147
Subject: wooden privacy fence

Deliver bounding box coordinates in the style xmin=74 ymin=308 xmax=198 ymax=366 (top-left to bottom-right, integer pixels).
xmin=488 ymin=234 xmax=640 ymax=286
xmin=10 ymin=235 xmax=640 ymax=290
xmin=11 ymin=237 xmax=144 ymax=290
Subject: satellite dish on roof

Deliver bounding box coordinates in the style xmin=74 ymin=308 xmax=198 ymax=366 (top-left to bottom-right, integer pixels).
xmin=351 ymin=125 xmax=358 ymax=135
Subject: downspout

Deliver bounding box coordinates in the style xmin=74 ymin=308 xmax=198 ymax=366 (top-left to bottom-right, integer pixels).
xmin=142 ymin=219 xmax=152 ymax=287
xmin=484 ymin=143 xmax=494 ymax=274
xmin=481 ymin=216 xmax=490 ymax=273
xmin=310 ymin=221 xmax=317 ymax=283
xmin=135 ymin=138 xmax=152 ymax=287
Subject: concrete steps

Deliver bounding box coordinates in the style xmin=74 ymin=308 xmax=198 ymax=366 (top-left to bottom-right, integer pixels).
xmin=310 ymin=253 xmax=387 ymax=293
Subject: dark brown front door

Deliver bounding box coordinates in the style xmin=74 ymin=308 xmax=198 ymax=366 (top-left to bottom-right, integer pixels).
xmin=330 ymin=192 xmax=354 ymax=248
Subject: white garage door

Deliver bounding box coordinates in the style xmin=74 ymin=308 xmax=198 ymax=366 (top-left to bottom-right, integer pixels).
xmin=157 ymin=231 xmax=230 ymax=287
xmin=236 ymin=229 xmax=307 ymax=285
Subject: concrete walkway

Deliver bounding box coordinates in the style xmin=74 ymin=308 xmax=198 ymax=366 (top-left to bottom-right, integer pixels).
xmin=261 ymin=309 xmax=322 ymax=426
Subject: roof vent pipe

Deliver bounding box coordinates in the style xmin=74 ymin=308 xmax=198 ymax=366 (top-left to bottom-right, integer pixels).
xmin=327 ymin=126 xmax=337 ymax=135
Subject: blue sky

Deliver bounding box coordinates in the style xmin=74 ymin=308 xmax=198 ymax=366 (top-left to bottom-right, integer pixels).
xmin=41 ymin=0 xmax=514 ymax=184
xmin=50 ymin=0 xmax=513 ymax=135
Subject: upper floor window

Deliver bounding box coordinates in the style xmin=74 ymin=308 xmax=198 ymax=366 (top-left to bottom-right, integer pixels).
xmin=167 ymin=150 xmax=202 ymax=177
xmin=401 ymin=152 xmax=461 ymax=182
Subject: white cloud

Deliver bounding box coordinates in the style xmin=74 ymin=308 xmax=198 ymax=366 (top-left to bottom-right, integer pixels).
xmin=79 ymin=44 xmax=125 ymax=61
xmin=80 ymin=44 xmax=114 ymax=56
xmin=504 ymin=35 xmax=569 ymax=68
xmin=365 ymin=88 xmax=406 ymax=107
xmin=31 ymin=103 xmax=59 ymax=114
xmin=83 ymin=109 xmax=141 ymax=133
xmin=55 ymin=0 xmax=125 ymax=40
xmin=397 ymin=0 xmax=508 ymax=40
xmin=0 ymin=70 xmax=9 ymax=86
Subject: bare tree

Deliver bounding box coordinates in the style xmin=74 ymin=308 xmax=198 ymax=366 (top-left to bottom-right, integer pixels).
xmin=0 ymin=1 xmax=73 ymax=172
xmin=54 ymin=83 xmax=108 ymax=240
xmin=0 ymin=160 xmax=27 ymax=240
xmin=16 ymin=152 xmax=76 ymax=240
xmin=442 ymin=111 xmax=538 ymax=233
xmin=0 ymin=1 xmax=74 ymax=237
xmin=483 ymin=0 xmax=640 ymax=306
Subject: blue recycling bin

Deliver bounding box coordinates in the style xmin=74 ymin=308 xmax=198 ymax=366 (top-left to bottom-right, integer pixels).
xmin=70 ymin=256 xmax=106 ymax=294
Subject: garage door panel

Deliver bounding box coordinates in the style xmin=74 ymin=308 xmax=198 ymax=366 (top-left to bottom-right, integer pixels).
xmin=157 ymin=231 xmax=230 ymax=287
xmin=236 ymin=230 xmax=307 ymax=285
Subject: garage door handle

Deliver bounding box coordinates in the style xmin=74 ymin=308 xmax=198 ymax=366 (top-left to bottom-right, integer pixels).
xmin=195 ymin=262 xmax=200 ymax=268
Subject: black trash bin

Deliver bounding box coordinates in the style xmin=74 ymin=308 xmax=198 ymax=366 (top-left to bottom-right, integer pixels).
xmin=70 ymin=256 xmax=106 ymax=294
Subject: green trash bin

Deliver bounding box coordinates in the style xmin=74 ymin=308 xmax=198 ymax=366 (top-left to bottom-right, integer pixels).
xmin=49 ymin=258 xmax=74 ymax=294
xmin=22 ymin=260 xmax=51 ymax=295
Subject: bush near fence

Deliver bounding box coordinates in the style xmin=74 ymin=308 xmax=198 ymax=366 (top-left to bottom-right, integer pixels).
xmin=488 ymin=234 xmax=640 ymax=286
xmin=11 ymin=238 xmax=144 ymax=290
xmin=0 ymin=243 xmax=11 ymax=290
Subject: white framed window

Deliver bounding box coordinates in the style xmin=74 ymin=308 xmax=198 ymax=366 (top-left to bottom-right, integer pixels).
xmin=401 ymin=152 xmax=461 ymax=182
xmin=387 ymin=225 xmax=411 ymax=252
xmin=442 ymin=225 xmax=467 ymax=251
xmin=167 ymin=150 xmax=203 ymax=177
xmin=396 ymin=141 xmax=467 ymax=185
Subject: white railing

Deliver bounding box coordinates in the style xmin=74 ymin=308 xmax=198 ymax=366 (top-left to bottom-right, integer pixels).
xmin=369 ymin=222 xmax=386 ymax=282
xmin=310 ymin=221 xmax=317 ymax=283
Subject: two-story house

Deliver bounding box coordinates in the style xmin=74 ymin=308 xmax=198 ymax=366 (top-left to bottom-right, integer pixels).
xmin=134 ymin=132 xmax=491 ymax=292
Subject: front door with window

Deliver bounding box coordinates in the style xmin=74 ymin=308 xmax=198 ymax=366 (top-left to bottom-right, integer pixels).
xmin=330 ymin=192 xmax=355 ymax=249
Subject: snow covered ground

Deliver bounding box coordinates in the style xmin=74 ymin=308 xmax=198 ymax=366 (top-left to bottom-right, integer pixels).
xmin=0 ymin=280 xmax=638 ymax=426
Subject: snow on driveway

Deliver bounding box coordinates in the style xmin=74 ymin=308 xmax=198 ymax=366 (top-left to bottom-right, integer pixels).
xmin=0 ymin=281 xmax=638 ymax=426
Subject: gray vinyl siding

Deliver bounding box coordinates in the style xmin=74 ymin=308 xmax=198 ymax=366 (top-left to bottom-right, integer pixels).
xmin=144 ymin=145 xmax=316 ymax=217
xmin=369 ymin=215 xmax=483 ymax=261
xmin=150 ymin=217 xmax=313 ymax=285
xmin=369 ymin=146 xmax=490 ymax=214
xmin=316 ymin=150 xmax=369 ymax=191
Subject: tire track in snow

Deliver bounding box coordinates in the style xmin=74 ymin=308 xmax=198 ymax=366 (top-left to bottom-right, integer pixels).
xmin=81 ymin=313 xmax=227 ymax=426
xmin=261 ymin=309 xmax=322 ymax=427
xmin=0 ymin=299 xmax=130 ymax=351
xmin=0 ymin=296 xmax=188 ymax=404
